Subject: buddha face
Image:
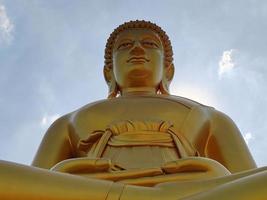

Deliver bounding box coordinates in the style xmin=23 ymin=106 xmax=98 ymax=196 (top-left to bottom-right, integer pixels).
xmin=112 ymin=28 xmax=164 ymax=90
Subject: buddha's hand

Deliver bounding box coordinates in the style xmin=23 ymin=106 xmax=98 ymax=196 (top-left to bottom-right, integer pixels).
xmin=161 ymin=157 xmax=231 ymax=177
xmin=50 ymin=157 xmax=112 ymax=174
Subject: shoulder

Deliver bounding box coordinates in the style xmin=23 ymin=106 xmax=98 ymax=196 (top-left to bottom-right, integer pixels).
xmin=44 ymin=99 xmax=109 ymax=135
xmin=43 ymin=114 xmax=72 ymax=140
xmin=71 ymin=98 xmax=115 ymax=116
xmin=161 ymin=94 xmax=214 ymax=112
xmin=208 ymin=108 xmax=239 ymax=135
xmin=165 ymin=95 xmax=239 ymax=133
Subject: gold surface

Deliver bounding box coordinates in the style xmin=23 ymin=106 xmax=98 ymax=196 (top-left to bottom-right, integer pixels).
xmin=0 ymin=20 xmax=266 ymax=200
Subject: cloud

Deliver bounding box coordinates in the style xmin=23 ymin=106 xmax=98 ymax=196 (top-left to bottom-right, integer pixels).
xmin=244 ymin=132 xmax=253 ymax=145
xmin=0 ymin=4 xmax=14 ymax=44
xmin=218 ymin=49 xmax=236 ymax=78
xmin=40 ymin=114 xmax=60 ymax=128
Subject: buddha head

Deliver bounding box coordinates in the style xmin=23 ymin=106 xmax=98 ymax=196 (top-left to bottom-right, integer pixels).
xmin=104 ymin=20 xmax=174 ymax=98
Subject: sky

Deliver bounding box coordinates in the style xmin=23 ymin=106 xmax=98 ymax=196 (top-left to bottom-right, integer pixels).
xmin=0 ymin=0 xmax=267 ymax=167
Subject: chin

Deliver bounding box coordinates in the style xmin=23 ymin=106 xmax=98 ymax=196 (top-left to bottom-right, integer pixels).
xmin=128 ymin=68 xmax=151 ymax=78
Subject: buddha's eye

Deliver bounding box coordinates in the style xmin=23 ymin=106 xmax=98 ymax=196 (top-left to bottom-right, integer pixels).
xmin=142 ymin=40 xmax=159 ymax=48
xmin=117 ymin=42 xmax=133 ymax=50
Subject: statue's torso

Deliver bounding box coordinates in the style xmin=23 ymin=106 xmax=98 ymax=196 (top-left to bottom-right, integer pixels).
xmin=71 ymin=95 xmax=203 ymax=135
xmin=69 ymin=95 xmax=211 ymax=170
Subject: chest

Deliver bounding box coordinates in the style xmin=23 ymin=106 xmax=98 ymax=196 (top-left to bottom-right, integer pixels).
xmin=71 ymin=97 xmax=191 ymax=139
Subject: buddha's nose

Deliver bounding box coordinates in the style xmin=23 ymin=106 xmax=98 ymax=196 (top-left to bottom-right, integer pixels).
xmin=130 ymin=45 xmax=145 ymax=56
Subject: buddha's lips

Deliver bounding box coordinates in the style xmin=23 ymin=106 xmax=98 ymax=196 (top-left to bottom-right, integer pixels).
xmin=127 ymin=57 xmax=150 ymax=63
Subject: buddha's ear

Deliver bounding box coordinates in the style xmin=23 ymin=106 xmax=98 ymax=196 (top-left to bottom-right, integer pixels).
xmin=103 ymin=65 xmax=112 ymax=83
xmin=103 ymin=66 xmax=118 ymax=98
xmin=159 ymin=63 xmax=174 ymax=95
xmin=165 ymin=63 xmax=174 ymax=82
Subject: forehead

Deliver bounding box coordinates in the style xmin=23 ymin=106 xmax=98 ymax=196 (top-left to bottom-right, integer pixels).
xmin=115 ymin=28 xmax=162 ymax=43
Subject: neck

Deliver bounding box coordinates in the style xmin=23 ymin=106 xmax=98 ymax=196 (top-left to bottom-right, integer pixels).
xmin=121 ymin=87 xmax=157 ymax=97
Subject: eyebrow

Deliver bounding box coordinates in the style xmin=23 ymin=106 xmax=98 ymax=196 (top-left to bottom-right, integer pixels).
xmin=114 ymin=38 xmax=132 ymax=49
xmin=116 ymin=34 xmax=162 ymax=46
xmin=141 ymin=35 xmax=161 ymax=45
xmin=116 ymin=38 xmax=133 ymax=43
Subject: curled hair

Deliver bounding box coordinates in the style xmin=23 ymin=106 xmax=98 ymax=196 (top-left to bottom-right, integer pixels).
xmin=104 ymin=20 xmax=174 ymax=97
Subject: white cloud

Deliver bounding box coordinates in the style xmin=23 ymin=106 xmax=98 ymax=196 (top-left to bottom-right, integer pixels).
xmin=218 ymin=49 xmax=236 ymax=78
xmin=244 ymin=132 xmax=253 ymax=145
xmin=40 ymin=114 xmax=60 ymax=128
xmin=0 ymin=4 xmax=14 ymax=44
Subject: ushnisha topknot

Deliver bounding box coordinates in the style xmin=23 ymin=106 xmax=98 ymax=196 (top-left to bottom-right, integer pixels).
xmin=104 ymin=20 xmax=173 ymax=74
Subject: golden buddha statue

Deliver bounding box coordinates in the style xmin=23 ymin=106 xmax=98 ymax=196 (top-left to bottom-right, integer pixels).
xmin=0 ymin=20 xmax=266 ymax=200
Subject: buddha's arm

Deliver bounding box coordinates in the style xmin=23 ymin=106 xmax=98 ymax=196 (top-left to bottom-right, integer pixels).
xmin=32 ymin=115 xmax=74 ymax=169
xmin=0 ymin=160 xmax=163 ymax=200
xmin=206 ymin=109 xmax=256 ymax=173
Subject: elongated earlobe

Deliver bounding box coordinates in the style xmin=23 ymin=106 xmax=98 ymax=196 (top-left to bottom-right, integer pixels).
xmin=159 ymin=81 xmax=170 ymax=95
xmin=104 ymin=66 xmax=119 ymax=98
xmin=165 ymin=63 xmax=174 ymax=82
xmin=107 ymin=80 xmax=119 ymax=98
xmin=159 ymin=63 xmax=174 ymax=95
